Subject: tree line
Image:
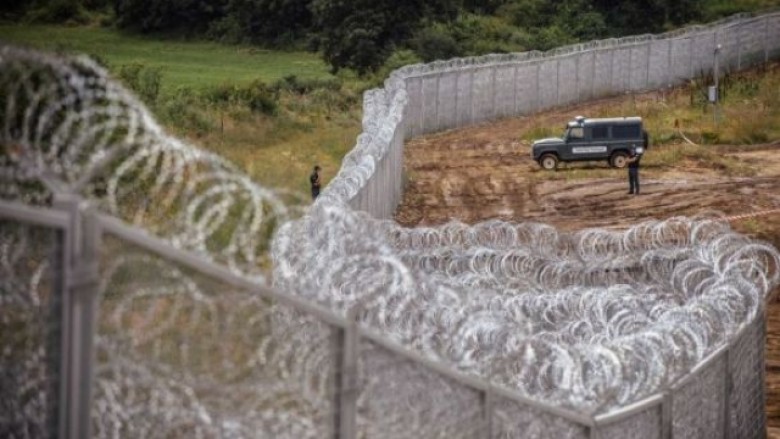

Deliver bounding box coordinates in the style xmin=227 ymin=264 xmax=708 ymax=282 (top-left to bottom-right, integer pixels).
xmin=1 ymin=0 xmax=767 ymax=75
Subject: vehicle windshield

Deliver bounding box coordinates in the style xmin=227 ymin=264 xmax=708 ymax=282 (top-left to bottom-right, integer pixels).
xmin=565 ymin=126 xmax=584 ymax=141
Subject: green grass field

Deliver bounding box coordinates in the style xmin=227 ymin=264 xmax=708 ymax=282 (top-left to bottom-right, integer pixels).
xmin=0 ymin=24 xmax=360 ymax=196
xmin=0 ymin=25 xmax=333 ymax=93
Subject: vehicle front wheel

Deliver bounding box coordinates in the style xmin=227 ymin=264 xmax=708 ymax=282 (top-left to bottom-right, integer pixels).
xmin=610 ymin=151 xmax=629 ymax=168
xmin=540 ymin=154 xmax=559 ymax=170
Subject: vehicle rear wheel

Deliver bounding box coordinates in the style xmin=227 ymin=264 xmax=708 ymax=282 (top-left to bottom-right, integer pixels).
xmin=540 ymin=154 xmax=558 ymax=170
xmin=610 ymin=151 xmax=629 ymax=168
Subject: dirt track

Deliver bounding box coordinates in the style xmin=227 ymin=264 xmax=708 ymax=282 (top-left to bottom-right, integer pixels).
xmin=394 ymin=103 xmax=780 ymax=431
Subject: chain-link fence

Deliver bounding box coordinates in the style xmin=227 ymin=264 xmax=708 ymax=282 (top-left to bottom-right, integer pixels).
xmin=2 ymin=10 xmax=779 ymax=439
xmin=1 ymin=195 xmax=771 ymax=438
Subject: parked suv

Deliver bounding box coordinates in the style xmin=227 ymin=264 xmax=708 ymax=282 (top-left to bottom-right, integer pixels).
xmin=531 ymin=116 xmax=647 ymax=170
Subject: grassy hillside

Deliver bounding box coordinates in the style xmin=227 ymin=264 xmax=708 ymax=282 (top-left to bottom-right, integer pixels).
xmin=0 ymin=24 xmax=361 ymax=196
xmin=0 ymin=25 xmax=331 ymax=92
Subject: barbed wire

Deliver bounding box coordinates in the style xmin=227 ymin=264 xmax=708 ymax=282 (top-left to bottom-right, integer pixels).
xmin=1 ymin=44 xmax=779 ymax=436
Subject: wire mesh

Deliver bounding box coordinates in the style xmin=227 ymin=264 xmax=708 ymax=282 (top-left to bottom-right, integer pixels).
xmin=91 ymin=233 xmax=339 ymax=439
xmin=728 ymin=313 xmax=766 ymax=438
xmin=0 ymin=220 xmax=61 ymax=438
xmin=671 ymin=354 xmax=727 ymax=437
xmin=595 ymin=407 xmax=662 ymax=439
xmin=356 ymin=339 xmax=485 ymax=439
xmin=491 ymin=397 xmax=588 ymax=439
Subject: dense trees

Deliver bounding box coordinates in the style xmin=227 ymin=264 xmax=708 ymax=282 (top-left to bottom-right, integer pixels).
xmin=311 ymin=0 xmax=457 ymax=73
xmin=0 ymin=0 xmax=761 ymax=74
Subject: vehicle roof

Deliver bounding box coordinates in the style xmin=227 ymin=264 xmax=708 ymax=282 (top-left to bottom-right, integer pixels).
xmin=582 ymin=117 xmax=642 ymax=125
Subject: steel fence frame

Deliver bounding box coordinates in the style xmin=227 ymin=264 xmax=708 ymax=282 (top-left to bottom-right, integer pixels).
xmin=0 ymin=195 xmax=768 ymax=438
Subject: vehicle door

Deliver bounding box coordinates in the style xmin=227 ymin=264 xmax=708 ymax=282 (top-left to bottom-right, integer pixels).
xmin=584 ymin=124 xmax=610 ymax=159
xmin=565 ymin=126 xmax=596 ymax=161
xmin=611 ymin=124 xmax=642 ymax=154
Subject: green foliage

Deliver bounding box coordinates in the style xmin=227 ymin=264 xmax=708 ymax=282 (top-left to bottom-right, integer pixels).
xmin=411 ymin=24 xmax=462 ymax=62
xmin=25 ymin=0 xmax=91 ymax=24
xmin=311 ymin=0 xmax=459 ymax=74
xmin=114 ymin=0 xmax=225 ymax=33
xmin=117 ymin=62 xmax=163 ymax=104
xmin=159 ymin=87 xmax=214 ymax=134
xmin=208 ymin=0 xmax=313 ymax=46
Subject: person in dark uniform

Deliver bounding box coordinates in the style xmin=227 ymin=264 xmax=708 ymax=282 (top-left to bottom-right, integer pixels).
xmin=627 ymin=130 xmax=649 ymax=195
xmin=627 ymin=147 xmax=641 ymax=195
xmin=310 ymin=165 xmax=321 ymax=200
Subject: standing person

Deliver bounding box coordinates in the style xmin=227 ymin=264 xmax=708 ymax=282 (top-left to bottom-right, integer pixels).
xmin=627 ymin=148 xmax=641 ymax=195
xmin=310 ymin=165 xmax=321 ymax=200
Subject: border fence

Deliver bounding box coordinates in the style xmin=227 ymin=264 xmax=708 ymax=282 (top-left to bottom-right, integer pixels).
xmin=2 ymin=9 xmax=779 ymax=439
xmin=0 ymin=196 xmax=769 ymax=439
xmin=328 ymin=11 xmax=780 ymax=219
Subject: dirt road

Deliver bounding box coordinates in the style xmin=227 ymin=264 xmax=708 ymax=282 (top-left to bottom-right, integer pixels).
xmin=394 ymin=104 xmax=780 ymax=430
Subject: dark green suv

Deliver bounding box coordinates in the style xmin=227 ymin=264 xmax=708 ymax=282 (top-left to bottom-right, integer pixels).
xmin=531 ymin=116 xmax=647 ymax=170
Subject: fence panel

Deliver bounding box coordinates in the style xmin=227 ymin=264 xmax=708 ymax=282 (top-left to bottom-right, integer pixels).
xmin=456 ymin=70 xmax=474 ymax=127
xmin=594 ymin=405 xmax=662 ymax=439
xmin=405 ymin=77 xmax=423 ymax=138
xmin=493 ymin=64 xmax=516 ymax=119
xmin=728 ymin=314 xmax=766 ymax=439
xmin=647 ymin=39 xmax=671 ymax=89
xmin=769 ymin=15 xmax=780 ymax=60
xmin=491 ymin=396 xmax=589 ymax=439
xmin=514 ymin=62 xmax=539 ymax=115
xmin=739 ymin=17 xmax=770 ymax=67
xmin=592 ymin=49 xmax=614 ymax=98
xmin=356 ymin=339 xmax=485 ymax=438
xmin=0 ymin=216 xmax=64 ymax=439
xmin=90 ymin=229 xmax=341 ymax=439
xmin=473 ymin=67 xmax=495 ymax=124
xmin=438 ymin=72 xmax=458 ymax=131
xmin=421 ymin=75 xmax=439 ymax=134
xmin=538 ymin=60 xmax=559 ymax=110
xmin=611 ymin=46 xmax=632 ymax=92
xmin=671 ymin=353 xmax=728 ymax=438
xmin=558 ymin=55 xmax=578 ymax=105
xmin=577 ymin=51 xmax=596 ymax=102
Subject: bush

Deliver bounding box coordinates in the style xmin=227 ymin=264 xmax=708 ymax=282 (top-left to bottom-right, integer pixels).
xmin=117 ymin=63 xmax=163 ymax=105
xmin=26 ymin=0 xmax=91 ymax=24
xmin=272 ymin=75 xmax=342 ymax=95
xmin=411 ymin=25 xmax=462 ymax=62
xmin=202 ymin=80 xmax=279 ymax=115
xmin=159 ymin=87 xmax=212 ymax=134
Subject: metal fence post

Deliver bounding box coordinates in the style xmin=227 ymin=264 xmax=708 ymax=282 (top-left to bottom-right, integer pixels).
xmin=555 ymin=58 xmax=561 ymax=106
xmin=723 ymin=348 xmax=732 ymax=439
xmin=469 ymin=69 xmax=476 ymax=124
xmin=628 ymin=44 xmax=633 ymax=91
xmin=534 ymin=61 xmax=541 ymax=111
xmin=454 ymin=70 xmax=460 ymax=127
xmin=53 ymin=194 xmax=100 ymax=439
xmin=490 ymin=65 xmax=497 ymax=119
xmin=591 ymin=51 xmax=597 ymax=99
xmin=764 ymin=16 xmax=770 ymax=64
xmin=736 ymin=24 xmax=742 ymax=69
xmin=52 ymin=220 xmax=69 ymax=439
xmin=512 ymin=64 xmax=519 ymax=114
xmin=575 ymin=54 xmax=581 ymax=102
xmin=434 ymin=73 xmax=441 ymax=131
xmin=480 ymin=386 xmax=493 ymax=439
xmin=667 ymin=39 xmax=673 ymax=87
xmin=660 ymin=392 xmax=672 ymax=438
xmin=645 ymin=41 xmax=651 ymax=89
xmin=335 ymin=310 xmax=359 ymax=439
xmin=689 ymin=37 xmax=694 ymax=78
xmin=609 ymin=48 xmax=615 ymax=91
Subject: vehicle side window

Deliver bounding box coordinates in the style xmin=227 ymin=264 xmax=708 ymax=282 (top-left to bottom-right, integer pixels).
xmin=591 ymin=125 xmax=609 ymax=139
xmin=613 ymin=125 xmax=640 ymax=139
xmin=567 ymin=127 xmax=584 ymax=140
